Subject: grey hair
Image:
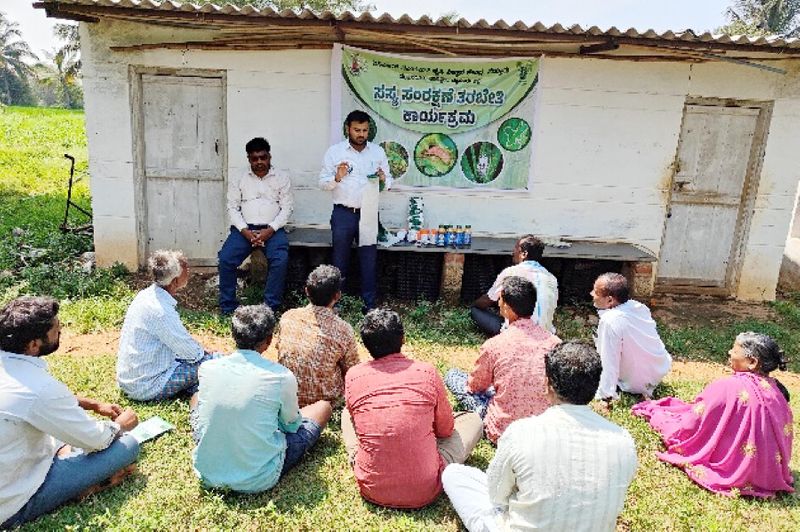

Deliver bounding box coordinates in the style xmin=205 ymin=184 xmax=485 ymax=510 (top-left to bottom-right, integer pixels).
xmin=148 ymin=250 xmax=186 ymax=287
xmin=231 ymin=304 xmax=276 ymax=350
xmin=736 ymin=332 xmax=787 ymax=373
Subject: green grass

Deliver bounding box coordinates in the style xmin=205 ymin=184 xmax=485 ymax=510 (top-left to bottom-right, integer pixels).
xmin=3 ymin=105 xmax=800 ymax=530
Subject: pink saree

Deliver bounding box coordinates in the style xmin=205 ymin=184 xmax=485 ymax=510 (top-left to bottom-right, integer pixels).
xmin=632 ymin=371 xmax=794 ymax=498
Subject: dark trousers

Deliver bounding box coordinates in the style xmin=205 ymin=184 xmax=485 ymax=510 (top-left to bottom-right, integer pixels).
xmin=470 ymin=306 xmax=503 ymax=337
xmin=217 ymin=225 xmax=289 ymax=313
xmin=330 ymin=204 xmax=377 ymax=309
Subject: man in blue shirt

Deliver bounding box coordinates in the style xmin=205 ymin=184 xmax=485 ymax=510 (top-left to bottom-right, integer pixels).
xmin=190 ymin=304 xmax=332 ymax=492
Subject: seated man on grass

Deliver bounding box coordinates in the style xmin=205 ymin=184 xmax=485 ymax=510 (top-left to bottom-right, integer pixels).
xmin=343 ymin=309 xmax=483 ymax=509
xmin=591 ymin=272 xmax=672 ymax=404
xmin=117 ymin=250 xmax=217 ymax=401
xmin=471 ymin=235 xmax=558 ymax=337
xmin=191 ymin=304 xmax=331 ymax=493
xmin=445 ymin=276 xmax=561 ymax=443
xmin=442 ymin=342 xmax=638 ymax=532
xmin=277 ymin=265 xmax=360 ymax=407
xmin=1 ymin=296 xmax=140 ymax=529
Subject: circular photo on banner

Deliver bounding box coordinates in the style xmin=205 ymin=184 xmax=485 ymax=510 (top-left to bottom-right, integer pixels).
xmin=414 ymin=133 xmax=458 ymax=177
xmin=461 ymin=142 xmax=504 ymax=184
xmin=342 ymin=114 xmax=377 ymax=142
xmin=497 ymin=117 xmax=532 ymax=152
xmin=379 ymin=141 xmax=409 ymax=179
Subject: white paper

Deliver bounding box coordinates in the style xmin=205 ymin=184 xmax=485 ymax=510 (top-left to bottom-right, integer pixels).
xmin=128 ymin=416 xmax=174 ymax=444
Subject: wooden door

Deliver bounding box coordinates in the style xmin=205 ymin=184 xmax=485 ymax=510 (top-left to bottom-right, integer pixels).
xmin=657 ymin=103 xmax=762 ymax=291
xmin=140 ymin=73 xmax=226 ymax=265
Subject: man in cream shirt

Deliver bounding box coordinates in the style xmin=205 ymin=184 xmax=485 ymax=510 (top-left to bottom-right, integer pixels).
xmin=319 ymin=110 xmax=390 ymax=312
xmin=218 ymin=137 xmax=294 ymax=314
xmin=442 ymin=342 xmax=638 ymax=532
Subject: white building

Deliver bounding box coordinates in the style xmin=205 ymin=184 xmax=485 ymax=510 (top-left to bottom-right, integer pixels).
xmin=38 ymin=0 xmax=800 ymax=300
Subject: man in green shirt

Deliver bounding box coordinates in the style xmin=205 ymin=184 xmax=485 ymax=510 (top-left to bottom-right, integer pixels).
xmin=190 ymin=304 xmax=332 ymax=492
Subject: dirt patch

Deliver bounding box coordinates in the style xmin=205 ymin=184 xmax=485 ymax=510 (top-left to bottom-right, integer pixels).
xmin=649 ymin=294 xmax=777 ymax=328
xmin=59 ymin=329 xmax=235 ymax=358
xmin=131 ymin=270 xmax=219 ymax=313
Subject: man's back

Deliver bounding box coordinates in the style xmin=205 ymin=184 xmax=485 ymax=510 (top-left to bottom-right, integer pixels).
xmin=471 ymin=319 xmax=560 ymax=441
xmin=489 ymin=405 xmax=637 ymax=532
xmin=345 ymin=353 xmax=454 ymax=508
xmin=277 ymin=305 xmax=359 ymax=406
xmin=192 ymin=351 xmax=301 ymax=493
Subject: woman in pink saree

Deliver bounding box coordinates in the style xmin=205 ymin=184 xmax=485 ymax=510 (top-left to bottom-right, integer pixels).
xmin=632 ymin=332 xmax=794 ymax=498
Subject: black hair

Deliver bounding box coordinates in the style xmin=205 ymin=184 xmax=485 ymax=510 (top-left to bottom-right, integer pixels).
xmin=500 ymin=276 xmax=536 ymax=318
xmin=596 ymin=272 xmax=630 ymax=304
xmin=306 ymin=265 xmax=342 ymax=306
xmin=231 ymin=304 xmax=276 ymax=350
xmin=545 ymin=341 xmax=602 ymax=405
xmin=360 ymin=308 xmax=404 ymax=359
xmin=345 ymin=110 xmax=371 ymax=126
xmin=245 ymin=137 xmax=271 ymax=155
xmin=517 ymin=235 xmax=545 ymax=261
xmin=0 ymin=296 xmax=60 ymax=354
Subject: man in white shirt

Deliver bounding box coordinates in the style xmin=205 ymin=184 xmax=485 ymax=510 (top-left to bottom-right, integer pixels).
xmin=117 ymin=250 xmax=217 ymax=401
xmin=1 ymin=296 xmax=140 ymax=528
xmin=442 ymin=341 xmax=638 ymax=532
xmin=319 ymin=110 xmax=390 ymax=312
xmin=471 ymin=235 xmax=558 ymax=336
xmin=218 ymin=137 xmax=294 ymax=314
xmin=591 ymin=272 xmax=672 ymax=402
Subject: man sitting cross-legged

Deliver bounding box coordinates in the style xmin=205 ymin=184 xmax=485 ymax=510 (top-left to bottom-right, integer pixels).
xmin=1 ymin=296 xmax=140 ymax=529
xmin=445 ymin=276 xmax=561 ymax=443
xmin=343 ymin=309 xmax=483 ymax=509
xmin=191 ymin=305 xmax=331 ymax=493
xmin=117 ymin=250 xmax=218 ymax=401
xmin=442 ymin=342 xmax=638 ymax=532
xmin=277 ymin=265 xmax=360 ymax=407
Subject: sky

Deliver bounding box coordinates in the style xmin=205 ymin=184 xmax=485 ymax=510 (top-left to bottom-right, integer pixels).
xmin=4 ymin=0 xmax=735 ymax=58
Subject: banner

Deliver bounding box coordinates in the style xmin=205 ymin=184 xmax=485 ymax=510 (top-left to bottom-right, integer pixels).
xmin=337 ymin=46 xmax=539 ymax=189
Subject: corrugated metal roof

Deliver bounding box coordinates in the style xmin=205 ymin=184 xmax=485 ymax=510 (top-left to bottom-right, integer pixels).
xmin=35 ymin=0 xmax=800 ymax=51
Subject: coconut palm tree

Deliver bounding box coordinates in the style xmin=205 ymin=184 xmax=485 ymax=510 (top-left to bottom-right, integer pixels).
xmin=719 ymin=0 xmax=800 ymax=37
xmin=37 ymin=46 xmax=81 ymax=108
xmin=0 ymin=11 xmax=38 ymax=105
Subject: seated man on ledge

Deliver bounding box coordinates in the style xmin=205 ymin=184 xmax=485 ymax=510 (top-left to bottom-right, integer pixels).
xmin=343 ymin=309 xmax=483 ymax=509
xmin=277 ymin=265 xmax=360 ymax=407
xmin=117 ymin=250 xmax=217 ymax=401
xmin=442 ymin=341 xmax=638 ymax=532
xmin=446 ymin=276 xmax=561 ymax=443
xmin=471 ymin=235 xmax=558 ymax=337
xmin=1 ymin=296 xmax=140 ymax=529
xmin=191 ymin=305 xmax=331 ymax=493
xmin=591 ymin=272 xmax=672 ymax=404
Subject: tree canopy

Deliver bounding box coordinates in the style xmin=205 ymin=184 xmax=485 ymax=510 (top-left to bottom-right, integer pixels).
xmin=718 ymin=0 xmax=800 ymax=37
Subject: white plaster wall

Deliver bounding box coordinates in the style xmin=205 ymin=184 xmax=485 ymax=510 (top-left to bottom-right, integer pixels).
xmin=80 ymin=19 xmax=800 ymax=300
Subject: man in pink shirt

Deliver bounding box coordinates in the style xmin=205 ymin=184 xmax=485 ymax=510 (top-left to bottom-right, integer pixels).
xmin=446 ymin=276 xmax=561 ymax=443
xmin=342 ymin=309 xmax=482 ymax=508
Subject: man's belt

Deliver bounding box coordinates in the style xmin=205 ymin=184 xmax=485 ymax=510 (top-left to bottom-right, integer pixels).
xmin=334 ymin=204 xmax=360 ymax=213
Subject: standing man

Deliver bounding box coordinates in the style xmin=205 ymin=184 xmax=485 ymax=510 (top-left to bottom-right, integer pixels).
xmin=319 ymin=110 xmax=390 ymax=313
xmin=471 ymin=235 xmax=558 ymax=337
xmin=591 ymin=272 xmax=672 ymax=403
xmin=1 ymin=296 xmax=140 ymax=528
xmin=219 ymin=137 xmax=294 ymax=315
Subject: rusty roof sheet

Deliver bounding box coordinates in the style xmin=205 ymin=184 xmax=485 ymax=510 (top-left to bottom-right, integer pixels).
xmin=35 ymin=0 xmax=800 ymax=51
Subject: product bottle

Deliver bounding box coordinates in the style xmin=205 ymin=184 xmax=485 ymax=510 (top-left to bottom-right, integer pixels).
xmin=464 ymin=225 xmax=472 ymax=247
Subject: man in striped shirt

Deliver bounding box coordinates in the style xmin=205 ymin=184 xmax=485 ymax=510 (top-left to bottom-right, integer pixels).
xmin=117 ymin=250 xmax=217 ymax=401
xmin=442 ymin=342 xmax=638 ymax=532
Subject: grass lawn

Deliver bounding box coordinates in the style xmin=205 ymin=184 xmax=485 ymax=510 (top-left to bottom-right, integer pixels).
xmin=2 ymin=106 xmax=800 ymax=530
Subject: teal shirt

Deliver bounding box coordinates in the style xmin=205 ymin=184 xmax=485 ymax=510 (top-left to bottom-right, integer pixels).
xmin=192 ymin=350 xmax=303 ymax=492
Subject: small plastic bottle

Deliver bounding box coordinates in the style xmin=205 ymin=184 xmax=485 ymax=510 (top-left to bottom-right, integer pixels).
xmin=464 ymin=225 xmax=472 ymax=247
xmin=455 ymin=225 xmax=464 ymax=248
xmin=436 ymin=225 xmax=446 ymax=247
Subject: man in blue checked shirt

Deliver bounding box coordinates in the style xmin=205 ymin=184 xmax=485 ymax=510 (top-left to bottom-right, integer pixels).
xmin=116 ymin=250 xmax=218 ymax=401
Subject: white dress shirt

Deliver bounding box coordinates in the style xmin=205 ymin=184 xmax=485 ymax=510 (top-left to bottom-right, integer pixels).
xmin=117 ymin=284 xmax=205 ymax=400
xmin=488 ymin=404 xmax=638 ymax=532
xmin=594 ymin=300 xmax=672 ymax=400
xmin=318 ymin=140 xmax=391 ymax=208
xmin=227 ymin=168 xmax=294 ymax=231
xmin=487 ymin=260 xmax=559 ymax=333
xmin=0 ymin=352 xmax=119 ymax=523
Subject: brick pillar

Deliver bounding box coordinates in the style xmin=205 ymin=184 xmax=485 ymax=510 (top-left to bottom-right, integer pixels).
xmin=440 ymin=252 xmax=465 ymax=305
xmin=622 ymin=261 xmax=655 ymax=299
